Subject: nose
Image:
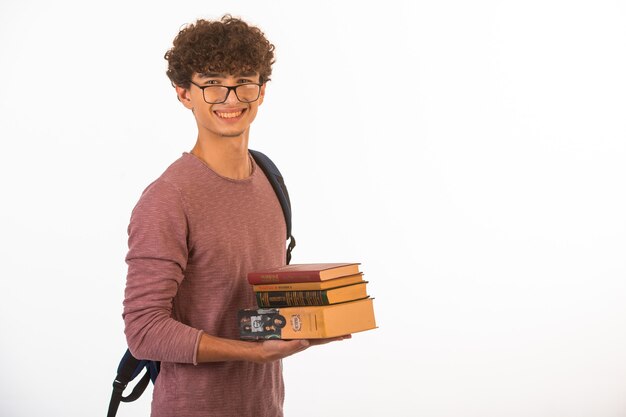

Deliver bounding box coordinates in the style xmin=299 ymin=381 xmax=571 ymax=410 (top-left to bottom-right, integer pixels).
xmin=224 ymin=87 xmax=240 ymax=104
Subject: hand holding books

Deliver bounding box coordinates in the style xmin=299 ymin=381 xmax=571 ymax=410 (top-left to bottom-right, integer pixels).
xmin=252 ymin=335 xmax=352 ymax=363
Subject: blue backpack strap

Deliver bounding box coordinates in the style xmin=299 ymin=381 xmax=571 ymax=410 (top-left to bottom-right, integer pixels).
xmin=249 ymin=149 xmax=296 ymax=264
xmin=108 ymin=349 xmax=159 ymax=417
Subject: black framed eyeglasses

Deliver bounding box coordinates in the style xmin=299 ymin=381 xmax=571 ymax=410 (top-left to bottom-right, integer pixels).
xmin=189 ymin=81 xmax=263 ymax=104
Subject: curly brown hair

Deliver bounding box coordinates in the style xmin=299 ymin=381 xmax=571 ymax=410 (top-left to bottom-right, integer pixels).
xmin=165 ymin=15 xmax=275 ymax=88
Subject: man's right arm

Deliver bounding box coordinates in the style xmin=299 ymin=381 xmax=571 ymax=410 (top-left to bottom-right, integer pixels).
xmin=195 ymin=333 xmax=310 ymax=363
xmin=195 ymin=333 xmax=352 ymax=363
xmin=123 ymin=179 xmax=201 ymax=364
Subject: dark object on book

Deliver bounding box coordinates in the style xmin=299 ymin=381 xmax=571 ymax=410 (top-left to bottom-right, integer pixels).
xmin=108 ymin=150 xmax=293 ymax=417
xmin=256 ymin=282 xmax=369 ymax=307
xmin=247 ymin=263 xmax=361 ymax=284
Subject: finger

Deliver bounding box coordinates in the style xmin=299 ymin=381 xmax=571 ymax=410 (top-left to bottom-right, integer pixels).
xmin=307 ymin=334 xmax=352 ymax=346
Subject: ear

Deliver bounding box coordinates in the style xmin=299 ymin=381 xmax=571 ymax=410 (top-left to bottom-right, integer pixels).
xmin=175 ymin=84 xmax=194 ymax=110
xmin=258 ymin=83 xmax=266 ymax=106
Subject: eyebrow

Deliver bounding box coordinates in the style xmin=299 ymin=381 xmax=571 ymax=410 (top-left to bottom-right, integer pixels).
xmin=237 ymin=71 xmax=258 ymax=78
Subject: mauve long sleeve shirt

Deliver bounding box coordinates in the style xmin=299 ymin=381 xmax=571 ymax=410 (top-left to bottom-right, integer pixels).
xmin=123 ymin=152 xmax=286 ymax=417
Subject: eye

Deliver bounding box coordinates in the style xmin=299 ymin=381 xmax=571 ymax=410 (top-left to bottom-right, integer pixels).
xmin=237 ymin=79 xmax=254 ymax=84
xmin=205 ymin=79 xmax=220 ymax=85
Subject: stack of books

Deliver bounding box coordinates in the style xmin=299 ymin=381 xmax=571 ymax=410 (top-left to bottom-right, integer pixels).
xmin=238 ymin=263 xmax=377 ymax=340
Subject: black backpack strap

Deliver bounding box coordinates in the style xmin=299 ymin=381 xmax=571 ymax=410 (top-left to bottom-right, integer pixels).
xmin=107 ymin=350 xmax=155 ymax=417
xmin=249 ymin=149 xmax=296 ymax=264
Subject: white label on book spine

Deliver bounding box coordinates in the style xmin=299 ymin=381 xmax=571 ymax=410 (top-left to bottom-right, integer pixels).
xmin=251 ymin=315 xmax=263 ymax=332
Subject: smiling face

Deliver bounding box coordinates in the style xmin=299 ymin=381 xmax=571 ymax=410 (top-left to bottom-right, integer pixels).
xmin=176 ymin=72 xmax=266 ymax=140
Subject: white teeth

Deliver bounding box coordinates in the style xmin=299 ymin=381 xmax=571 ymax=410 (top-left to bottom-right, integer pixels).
xmin=216 ymin=110 xmax=243 ymax=119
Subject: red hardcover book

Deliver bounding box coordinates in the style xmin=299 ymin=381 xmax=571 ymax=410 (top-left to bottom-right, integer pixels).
xmin=247 ymin=263 xmax=361 ymax=284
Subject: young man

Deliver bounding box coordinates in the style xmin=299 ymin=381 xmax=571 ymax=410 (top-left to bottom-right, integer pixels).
xmin=123 ymin=16 xmax=346 ymax=417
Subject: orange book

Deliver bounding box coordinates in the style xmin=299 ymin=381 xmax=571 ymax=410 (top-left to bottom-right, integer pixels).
xmin=247 ymin=263 xmax=360 ymax=284
xmin=251 ymin=273 xmax=364 ymax=292
xmin=238 ymin=298 xmax=377 ymax=339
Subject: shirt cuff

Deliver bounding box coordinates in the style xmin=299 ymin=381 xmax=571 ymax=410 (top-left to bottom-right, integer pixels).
xmin=192 ymin=330 xmax=204 ymax=366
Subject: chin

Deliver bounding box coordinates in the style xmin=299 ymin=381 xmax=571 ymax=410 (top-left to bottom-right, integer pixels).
xmin=219 ymin=130 xmax=246 ymax=138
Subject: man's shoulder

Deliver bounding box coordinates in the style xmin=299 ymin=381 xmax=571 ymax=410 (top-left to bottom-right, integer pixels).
xmin=159 ymin=152 xmax=199 ymax=184
xmin=134 ymin=154 xmax=198 ymax=206
xmin=144 ymin=153 xmax=207 ymax=194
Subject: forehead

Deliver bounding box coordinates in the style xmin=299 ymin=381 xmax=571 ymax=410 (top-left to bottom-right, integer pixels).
xmin=196 ymin=71 xmax=259 ymax=79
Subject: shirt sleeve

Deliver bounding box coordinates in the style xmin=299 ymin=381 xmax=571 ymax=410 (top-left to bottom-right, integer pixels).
xmin=123 ymin=178 xmax=202 ymax=364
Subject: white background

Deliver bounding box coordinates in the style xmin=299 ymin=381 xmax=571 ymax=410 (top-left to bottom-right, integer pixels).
xmin=1 ymin=1 xmax=625 ymax=416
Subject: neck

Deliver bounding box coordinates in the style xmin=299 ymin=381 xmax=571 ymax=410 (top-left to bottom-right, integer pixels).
xmin=191 ymin=130 xmax=252 ymax=180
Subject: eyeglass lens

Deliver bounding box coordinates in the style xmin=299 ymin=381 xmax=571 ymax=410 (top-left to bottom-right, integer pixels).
xmin=204 ymin=85 xmax=260 ymax=103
